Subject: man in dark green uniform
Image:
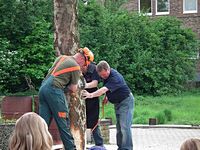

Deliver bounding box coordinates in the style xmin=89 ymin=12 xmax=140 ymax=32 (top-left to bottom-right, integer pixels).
xmin=39 ymin=48 xmax=94 ymax=150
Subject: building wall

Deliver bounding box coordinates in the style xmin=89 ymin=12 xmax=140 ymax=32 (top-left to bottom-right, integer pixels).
xmin=166 ymin=0 xmax=200 ymax=39
xmin=122 ymin=0 xmax=200 ymax=82
xmin=123 ymin=0 xmax=200 ymax=38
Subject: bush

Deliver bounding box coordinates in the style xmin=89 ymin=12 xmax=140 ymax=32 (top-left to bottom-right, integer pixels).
xmin=0 ymin=38 xmax=24 ymax=93
xmin=18 ymin=20 xmax=55 ymax=91
xmin=133 ymin=116 xmax=148 ymax=124
xmin=0 ymin=0 xmax=54 ymax=94
xmin=0 ymin=20 xmax=55 ymax=94
xmin=155 ymin=109 xmax=172 ymax=124
xmin=79 ymin=1 xmax=199 ymax=95
xmin=0 ymin=0 xmax=199 ymax=95
xmin=155 ymin=111 xmax=166 ymax=124
xmin=164 ymin=109 xmax=172 ymax=121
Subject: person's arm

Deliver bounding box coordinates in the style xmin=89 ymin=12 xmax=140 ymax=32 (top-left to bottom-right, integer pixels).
xmin=82 ymin=86 xmax=108 ymax=99
xmin=85 ymin=80 xmax=98 ymax=89
xmin=68 ymin=84 xmax=78 ymax=93
xmin=68 ymin=67 xmax=81 ymax=92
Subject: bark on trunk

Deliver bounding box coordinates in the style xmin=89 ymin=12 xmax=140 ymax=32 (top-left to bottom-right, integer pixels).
xmin=54 ymin=0 xmax=79 ymax=55
xmin=54 ymin=0 xmax=86 ymax=149
xmin=67 ymin=92 xmax=86 ymax=150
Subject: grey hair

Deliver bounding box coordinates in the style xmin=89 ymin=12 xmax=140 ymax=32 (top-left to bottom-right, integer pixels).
xmin=96 ymin=60 xmax=110 ymax=73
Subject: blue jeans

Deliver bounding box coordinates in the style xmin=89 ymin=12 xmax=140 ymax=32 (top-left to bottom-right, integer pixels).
xmin=114 ymin=93 xmax=134 ymax=150
xmin=92 ymin=125 xmax=104 ymax=146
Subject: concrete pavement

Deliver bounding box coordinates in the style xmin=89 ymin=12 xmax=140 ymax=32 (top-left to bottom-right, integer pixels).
xmin=53 ymin=124 xmax=200 ymax=150
xmin=87 ymin=124 xmax=200 ymax=150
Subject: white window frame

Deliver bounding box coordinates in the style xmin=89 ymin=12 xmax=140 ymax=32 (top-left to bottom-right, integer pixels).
xmin=183 ymin=0 xmax=198 ymax=14
xmin=156 ymin=0 xmax=170 ymax=15
xmin=138 ymin=0 xmax=152 ymax=16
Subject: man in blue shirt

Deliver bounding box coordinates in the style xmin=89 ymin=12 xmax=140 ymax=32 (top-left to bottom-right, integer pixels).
xmin=82 ymin=60 xmax=134 ymax=150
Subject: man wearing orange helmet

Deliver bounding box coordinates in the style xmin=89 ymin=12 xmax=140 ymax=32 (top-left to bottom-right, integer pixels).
xmin=79 ymin=47 xmax=104 ymax=147
xmin=39 ymin=47 xmax=94 ymax=150
xmin=83 ymin=64 xmax=104 ymax=147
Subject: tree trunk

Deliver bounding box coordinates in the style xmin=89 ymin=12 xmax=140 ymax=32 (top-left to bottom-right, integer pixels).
xmin=67 ymin=92 xmax=86 ymax=150
xmin=54 ymin=0 xmax=79 ymax=55
xmin=54 ymin=0 xmax=86 ymax=150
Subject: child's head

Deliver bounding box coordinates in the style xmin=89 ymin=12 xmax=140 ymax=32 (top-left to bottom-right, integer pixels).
xmin=180 ymin=138 xmax=200 ymax=150
xmin=9 ymin=112 xmax=53 ymax=150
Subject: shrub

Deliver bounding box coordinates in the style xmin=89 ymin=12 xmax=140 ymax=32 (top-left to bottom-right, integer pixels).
xmin=18 ymin=20 xmax=55 ymax=90
xmin=0 ymin=38 xmax=20 ymax=93
xmin=79 ymin=1 xmax=199 ymax=95
xmin=0 ymin=0 xmax=54 ymax=94
xmin=155 ymin=111 xmax=166 ymax=124
xmin=164 ymin=109 xmax=172 ymax=121
xmin=133 ymin=116 xmax=148 ymax=124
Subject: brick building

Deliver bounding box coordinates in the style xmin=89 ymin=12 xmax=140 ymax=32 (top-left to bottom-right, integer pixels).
xmin=123 ymin=0 xmax=200 ymax=84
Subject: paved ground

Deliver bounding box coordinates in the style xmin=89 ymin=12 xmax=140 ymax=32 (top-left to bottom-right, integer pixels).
xmin=53 ymin=125 xmax=200 ymax=150
xmin=87 ymin=125 xmax=200 ymax=150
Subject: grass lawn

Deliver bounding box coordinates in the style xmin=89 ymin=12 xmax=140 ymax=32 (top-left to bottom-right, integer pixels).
xmin=101 ymin=89 xmax=200 ymax=125
xmin=1 ymin=89 xmax=200 ymax=125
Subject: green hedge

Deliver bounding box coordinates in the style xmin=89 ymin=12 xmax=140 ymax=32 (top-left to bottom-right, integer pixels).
xmin=0 ymin=0 xmax=55 ymax=94
xmin=0 ymin=0 xmax=199 ymax=95
xmin=79 ymin=1 xmax=199 ymax=95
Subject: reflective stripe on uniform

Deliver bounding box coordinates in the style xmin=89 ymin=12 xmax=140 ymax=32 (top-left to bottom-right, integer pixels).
xmin=53 ymin=66 xmax=80 ymax=76
xmin=58 ymin=112 xmax=67 ymax=118
xmin=51 ymin=55 xmax=80 ymax=76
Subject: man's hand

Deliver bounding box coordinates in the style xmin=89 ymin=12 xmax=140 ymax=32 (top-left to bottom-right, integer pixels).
xmin=81 ymin=90 xmax=92 ymax=99
xmin=68 ymin=84 xmax=78 ymax=93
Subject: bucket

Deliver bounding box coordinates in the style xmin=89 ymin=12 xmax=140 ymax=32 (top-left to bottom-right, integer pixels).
xmin=149 ymin=118 xmax=157 ymax=125
xmin=1 ymin=96 xmax=32 ymax=120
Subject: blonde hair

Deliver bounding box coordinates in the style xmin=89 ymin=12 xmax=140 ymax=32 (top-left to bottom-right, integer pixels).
xmin=180 ymin=138 xmax=200 ymax=150
xmin=9 ymin=112 xmax=53 ymax=150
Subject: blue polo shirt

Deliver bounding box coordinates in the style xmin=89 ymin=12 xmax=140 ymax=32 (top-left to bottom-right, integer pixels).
xmin=103 ymin=68 xmax=131 ymax=104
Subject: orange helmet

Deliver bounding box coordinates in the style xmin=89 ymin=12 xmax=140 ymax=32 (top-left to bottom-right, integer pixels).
xmin=78 ymin=47 xmax=94 ymax=66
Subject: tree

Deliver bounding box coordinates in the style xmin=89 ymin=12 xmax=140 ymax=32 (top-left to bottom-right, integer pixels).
xmin=0 ymin=0 xmax=55 ymax=94
xmin=54 ymin=0 xmax=79 ymax=55
xmin=54 ymin=0 xmax=86 ymax=149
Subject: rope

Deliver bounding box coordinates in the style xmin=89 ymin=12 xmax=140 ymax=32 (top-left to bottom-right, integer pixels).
xmin=91 ymin=102 xmax=105 ymax=132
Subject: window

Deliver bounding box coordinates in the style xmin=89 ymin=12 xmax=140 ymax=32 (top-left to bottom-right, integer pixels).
xmin=183 ymin=0 xmax=197 ymax=13
xmin=139 ymin=0 xmax=152 ymax=15
xmin=156 ymin=0 xmax=170 ymax=15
